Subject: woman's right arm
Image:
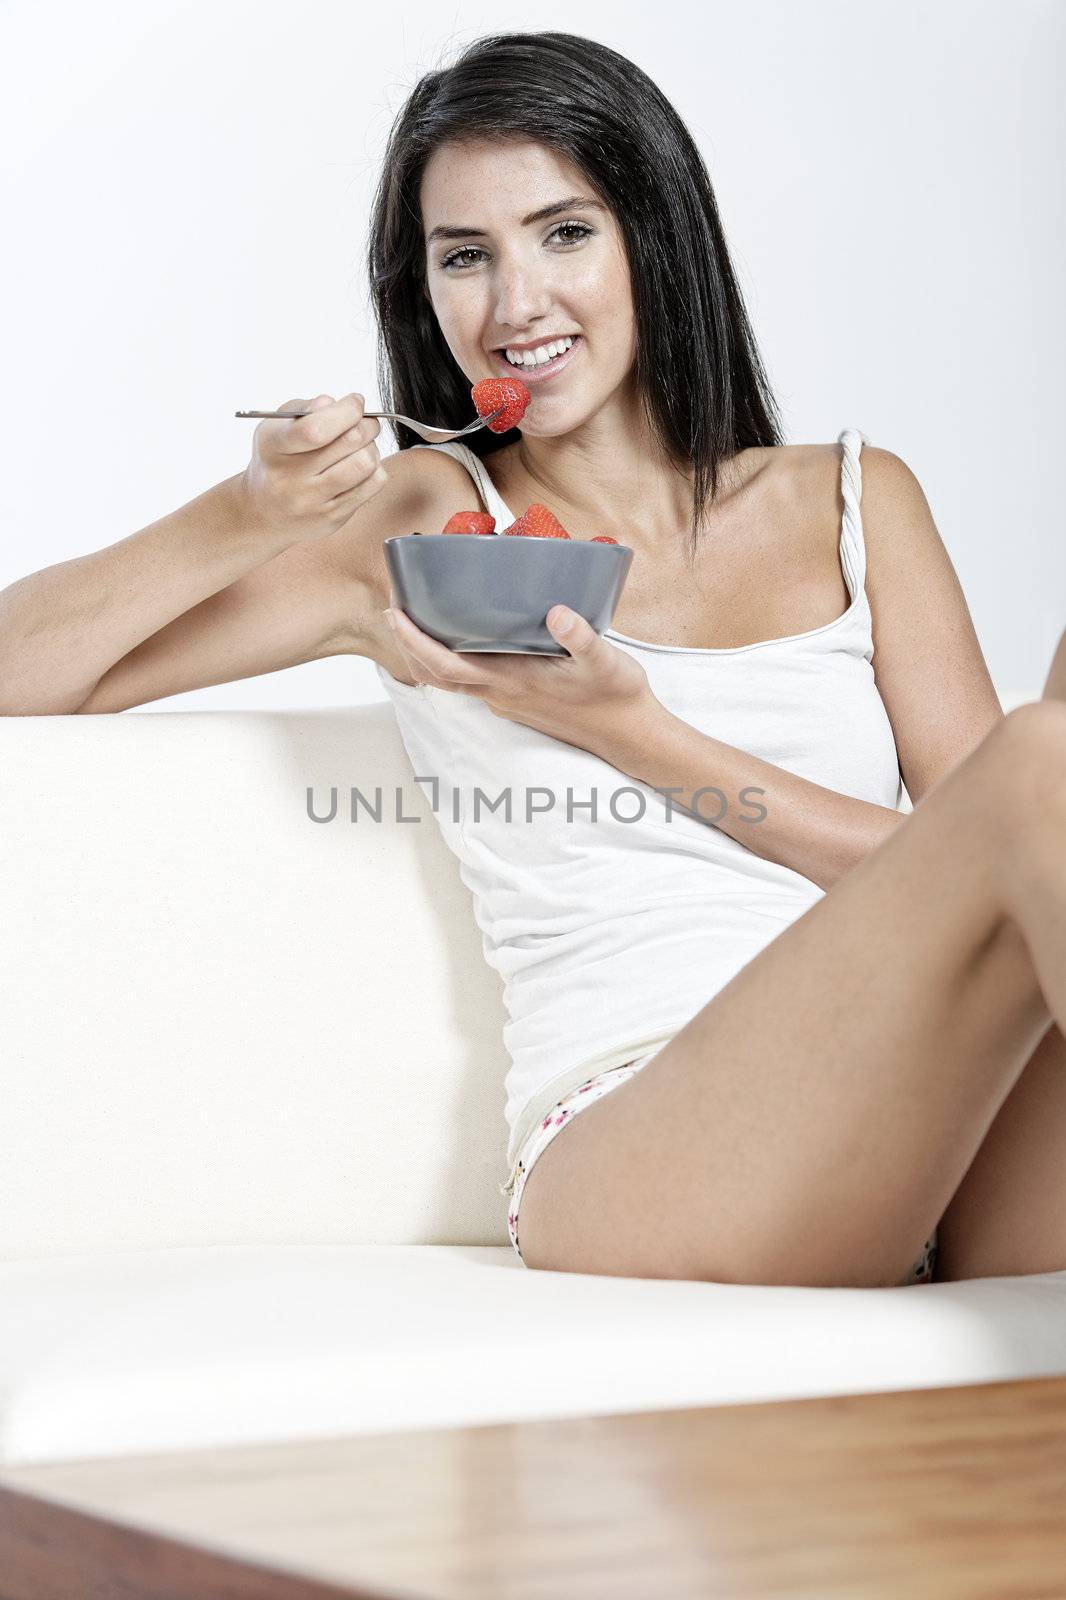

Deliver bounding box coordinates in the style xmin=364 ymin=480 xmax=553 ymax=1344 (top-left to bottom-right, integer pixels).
xmin=0 ymin=394 xmax=385 ymax=716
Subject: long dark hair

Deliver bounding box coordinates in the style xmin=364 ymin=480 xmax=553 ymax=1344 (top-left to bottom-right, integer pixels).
xmin=367 ymin=31 xmax=783 ymax=560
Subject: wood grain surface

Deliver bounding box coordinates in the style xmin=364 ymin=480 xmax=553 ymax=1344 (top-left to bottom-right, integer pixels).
xmin=2 ymin=1374 xmax=1065 ymax=1599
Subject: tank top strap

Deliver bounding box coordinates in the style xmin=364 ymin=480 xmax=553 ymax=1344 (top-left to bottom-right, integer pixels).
xmin=836 ymin=428 xmax=870 ymax=601
xmin=414 ymin=442 xmax=515 ymax=527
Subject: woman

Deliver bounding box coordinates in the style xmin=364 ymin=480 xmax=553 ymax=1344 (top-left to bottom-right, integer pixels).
xmin=3 ymin=32 xmax=1065 ymax=1290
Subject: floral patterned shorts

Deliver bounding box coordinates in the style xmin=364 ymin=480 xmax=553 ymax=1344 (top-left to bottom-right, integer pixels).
xmin=501 ymin=1052 xmax=939 ymax=1287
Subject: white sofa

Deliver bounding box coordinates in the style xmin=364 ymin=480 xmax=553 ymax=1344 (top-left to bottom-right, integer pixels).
xmin=3 ymin=691 xmax=1065 ymax=1470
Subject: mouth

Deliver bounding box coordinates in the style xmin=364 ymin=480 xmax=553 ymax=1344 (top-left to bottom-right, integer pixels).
xmin=491 ymin=334 xmax=582 ymax=386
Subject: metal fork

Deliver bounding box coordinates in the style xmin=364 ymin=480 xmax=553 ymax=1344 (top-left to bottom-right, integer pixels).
xmin=234 ymin=404 xmax=506 ymax=444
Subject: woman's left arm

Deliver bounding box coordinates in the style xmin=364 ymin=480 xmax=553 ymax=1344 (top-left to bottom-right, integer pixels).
xmin=858 ymin=445 xmax=1005 ymax=798
xmin=596 ymin=446 xmax=1009 ymax=891
xmin=385 ymin=597 xmax=901 ymax=893
xmin=591 ymin=706 xmax=907 ymax=893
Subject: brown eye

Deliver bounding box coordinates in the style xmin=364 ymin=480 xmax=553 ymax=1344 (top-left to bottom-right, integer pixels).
xmin=442 ymin=246 xmax=488 ymax=271
xmin=551 ymin=222 xmax=593 ymax=246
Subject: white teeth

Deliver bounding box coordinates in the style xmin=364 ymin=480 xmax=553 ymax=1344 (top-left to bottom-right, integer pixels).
xmin=503 ymin=335 xmax=574 ymax=367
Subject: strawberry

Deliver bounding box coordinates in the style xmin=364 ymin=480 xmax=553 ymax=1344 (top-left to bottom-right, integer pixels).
xmin=441 ymin=511 xmax=496 ymax=535
xmin=501 ymin=503 xmax=571 ymax=540
xmin=589 ymin=535 xmax=619 ymax=545
xmin=471 ymin=377 xmax=531 ymax=433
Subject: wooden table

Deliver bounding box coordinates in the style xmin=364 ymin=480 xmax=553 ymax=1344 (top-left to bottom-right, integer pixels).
xmin=2 ymin=1374 xmax=1065 ymax=1599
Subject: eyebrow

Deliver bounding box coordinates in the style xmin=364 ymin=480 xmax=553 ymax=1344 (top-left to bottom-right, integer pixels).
xmin=425 ymin=195 xmax=606 ymax=245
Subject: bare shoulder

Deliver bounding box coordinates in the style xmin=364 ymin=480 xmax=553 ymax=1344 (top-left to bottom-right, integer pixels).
xmin=854 ymin=442 xmax=929 ymax=523
xmin=749 ymin=441 xmax=839 ymax=544
xmin=318 ymin=446 xmax=488 ymax=658
xmin=328 ymin=445 xmax=487 ymax=583
xmin=766 ymin=438 xmax=925 ymax=537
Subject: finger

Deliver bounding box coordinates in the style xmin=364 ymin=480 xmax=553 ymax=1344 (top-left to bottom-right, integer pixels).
xmin=389 ymin=608 xmax=493 ymax=687
xmin=546 ymin=604 xmax=596 ymax=651
xmin=256 ymin=395 xmax=330 ymax=455
xmin=313 ymin=413 xmax=382 ymax=477
xmin=273 ymin=393 xmax=368 ymax=457
xmin=392 ymin=639 xmax=470 ymax=696
xmin=317 ymin=440 xmax=383 ymax=495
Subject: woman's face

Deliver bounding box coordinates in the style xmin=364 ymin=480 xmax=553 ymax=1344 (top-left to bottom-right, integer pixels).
xmin=420 ymin=139 xmax=638 ymax=438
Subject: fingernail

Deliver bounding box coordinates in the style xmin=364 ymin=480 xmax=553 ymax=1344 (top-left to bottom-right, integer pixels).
xmin=382 ymin=608 xmax=396 ymax=630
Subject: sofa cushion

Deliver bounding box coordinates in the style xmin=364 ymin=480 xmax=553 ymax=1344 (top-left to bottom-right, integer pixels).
xmin=2 ymin=1242 xmax=1065 ymax=1466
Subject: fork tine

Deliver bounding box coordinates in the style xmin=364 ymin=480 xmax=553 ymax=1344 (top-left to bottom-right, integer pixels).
xmin=391 ymin=405 xmax=506 ymax=444
xmin=458 ymin=405 xmax=507 ymax=436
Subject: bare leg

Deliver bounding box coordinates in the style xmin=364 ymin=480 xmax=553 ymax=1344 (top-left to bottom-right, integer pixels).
xmin=932 ymin=630 xmax=1066 ymax=1279
xmin=934 ymin=1020 xmax=1066 ymax=1279
xmin=1042 ymin=627 xmax=1066 ymax=702
xmin=517 ymin=701 xmax=1066 ymax=1287
xmin=1021 ymin=627 xmax=1066 ymax=1022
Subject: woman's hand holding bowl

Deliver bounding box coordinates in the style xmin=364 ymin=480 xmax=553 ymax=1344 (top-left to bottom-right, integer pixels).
xmin=384 ymin=600 xmax=660 ymax=762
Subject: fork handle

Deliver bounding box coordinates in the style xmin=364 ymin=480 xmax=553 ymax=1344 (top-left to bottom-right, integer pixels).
xmin=234 ymin=409 xmax=390 ymax=420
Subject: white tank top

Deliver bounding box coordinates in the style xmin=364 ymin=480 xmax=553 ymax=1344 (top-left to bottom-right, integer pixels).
xmin=375 ymin=430 xmax=903 ymax=1178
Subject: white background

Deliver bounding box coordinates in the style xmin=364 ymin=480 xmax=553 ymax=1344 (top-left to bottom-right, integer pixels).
xmin=2 ymin=0 xmax=1062 ymax=708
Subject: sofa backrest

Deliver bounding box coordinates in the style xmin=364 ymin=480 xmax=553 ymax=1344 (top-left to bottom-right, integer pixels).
xmin=1 ymin=690 xmax=1036 ymax=1262
xmin=0 ymin=708 xmax=514 ymax=1260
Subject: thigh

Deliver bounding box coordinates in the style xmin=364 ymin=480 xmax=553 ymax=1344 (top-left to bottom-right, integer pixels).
xmin=934 ymin=1020 xmax=1066 ymax=1280
xmin=517 ymin=712 xmax=1058 ymax=1288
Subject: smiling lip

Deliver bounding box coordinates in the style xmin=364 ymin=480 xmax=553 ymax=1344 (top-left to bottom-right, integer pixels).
xmin=491 ymin=335 xmax=582 ymax=386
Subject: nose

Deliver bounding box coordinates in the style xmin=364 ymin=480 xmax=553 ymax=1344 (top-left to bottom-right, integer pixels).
xmin=493 ymin=255 xmax=553 ymax=335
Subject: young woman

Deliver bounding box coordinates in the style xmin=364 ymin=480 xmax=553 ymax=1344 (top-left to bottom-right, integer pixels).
xmin=3 ymin=33 xmax=1064 ymax=1291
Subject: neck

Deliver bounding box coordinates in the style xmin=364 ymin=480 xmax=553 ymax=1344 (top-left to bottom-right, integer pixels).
xmin=503 ymin=385 xmax=747 ymax=557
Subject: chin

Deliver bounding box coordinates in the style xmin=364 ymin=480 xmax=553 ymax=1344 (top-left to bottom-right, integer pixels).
xmin=526 ymin=407 xmax=601 ymax=439
xmin=514 ymin=418 xmax=580 ymax=441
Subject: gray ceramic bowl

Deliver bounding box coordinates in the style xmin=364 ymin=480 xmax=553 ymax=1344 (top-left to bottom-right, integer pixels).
xmin=383 ymin=534 xmax=634 ymax=655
